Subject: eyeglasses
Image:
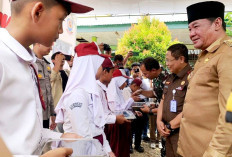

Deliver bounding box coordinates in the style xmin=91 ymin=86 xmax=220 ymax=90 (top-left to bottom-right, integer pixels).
xmin=165 ymin=59 xmax=176 ymax=63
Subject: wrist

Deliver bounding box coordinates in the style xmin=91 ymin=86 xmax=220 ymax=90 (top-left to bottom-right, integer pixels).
xmin=165 ymin=122 xmax=174 ymax=132
xmin=51 ymin=113 xmax=56 ymax=116
xmin=149 ymin=108 xmax=153 ymax=115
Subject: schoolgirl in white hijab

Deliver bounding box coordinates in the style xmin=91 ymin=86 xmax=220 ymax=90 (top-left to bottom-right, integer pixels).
xmin=106 ymin=69 xmax=137 ymax=112
xmin=105 ymin=69 xmax=139 ymax=157
xmin=55 ymin=42 xmax=113 ymax=156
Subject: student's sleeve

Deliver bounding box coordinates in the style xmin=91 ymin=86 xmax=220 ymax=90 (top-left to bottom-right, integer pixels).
xmin=122 ymin=88 xmax=131 ymax=101
xmin=124 ymin=98 xmax=134 ymax=110
xmin=42 ymin=128 xmax=62 ymax=139
xmin=105 ymin=114 xmax=116 ymax=124
xmin=102 ymin=132 xmax=111 ymax=153
xmin=64 ymin=91 xmax=92 ymax=138
xmin=203 ymin=49 xmax=232 ymax=156
xmin=108 ymin=98 xmax=134 ymax=112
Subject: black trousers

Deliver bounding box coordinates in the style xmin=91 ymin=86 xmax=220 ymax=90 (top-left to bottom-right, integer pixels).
xmin=43 ymin=120 xmax=50 ymax=129
xmin=130 ymin=113 xmax=146 ymax=148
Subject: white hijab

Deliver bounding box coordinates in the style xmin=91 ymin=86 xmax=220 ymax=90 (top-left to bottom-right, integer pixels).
xmin=55 ymin=54 xmax=105 ymax=128
xmin=107 ymin=76 xmax=127 ymax=105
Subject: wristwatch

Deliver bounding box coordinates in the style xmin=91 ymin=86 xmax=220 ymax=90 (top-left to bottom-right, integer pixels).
xmin=165 ymin=122 xmax=174 ymax=132
xmin=51 ymin=113 xmax=56 ymax=116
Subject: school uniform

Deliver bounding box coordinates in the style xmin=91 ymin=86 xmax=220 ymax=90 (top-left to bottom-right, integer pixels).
xmin=105 ymin=69 xmax=134 ymax=157
xmin=96 ymin=80 xmax=116 ymax=124
xmin=55 ymin=42 xmax=112 ymax=155
xmin=0 ymin=28 xmax=61 ymax=155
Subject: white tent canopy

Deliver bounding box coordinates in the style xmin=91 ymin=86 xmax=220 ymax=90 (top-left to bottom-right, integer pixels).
xmin=75 ymin=0 xmax=232 ymax=16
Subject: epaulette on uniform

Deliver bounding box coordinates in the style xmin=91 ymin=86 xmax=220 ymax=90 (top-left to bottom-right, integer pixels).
xmin=224 ymin=39 xmax=232 ymax=47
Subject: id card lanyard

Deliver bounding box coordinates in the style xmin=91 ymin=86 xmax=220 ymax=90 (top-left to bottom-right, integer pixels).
xmin=170 ymin=89 xmax=177 ymax=112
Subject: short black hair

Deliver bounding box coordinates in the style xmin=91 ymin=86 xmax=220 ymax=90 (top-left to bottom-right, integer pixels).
xmin=167 ymin=43 xmax=189 ymax=63
xmin=103 ymin=44 xmax=111 ymax=51
xmin=103 ymin=67 xmax=114 ymax=73
xmin=131 ymin=62 xmax=140 ymax=68
xmin=114 ymin=55 xmax=124 ymax=62
xmin=51 ymin=51 xmax=62 ymax=60
xmin=141 ymin=57 xmax=160 ymax=71
xmin=11 ymin=0 xmax=71 ymax=15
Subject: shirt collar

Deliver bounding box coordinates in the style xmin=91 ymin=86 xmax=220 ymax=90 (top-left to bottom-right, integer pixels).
xmin=96 ymin=80 xmax=107 ymax=91
xmin=176 ymin=64 xmax=192 ymax=78
xmin=201 ymin=35 xmax=229 ymax=54
xmin=0 ymin=28 xmax=36 ymax=64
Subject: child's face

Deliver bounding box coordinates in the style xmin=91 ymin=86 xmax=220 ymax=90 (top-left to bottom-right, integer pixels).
xmin=37 ymin=4 xmax=67 ymax=47
xmin=103 ymin=68 xmax=114 ymax=85
xmin=131 ymin=84 xmax=140 ymax=92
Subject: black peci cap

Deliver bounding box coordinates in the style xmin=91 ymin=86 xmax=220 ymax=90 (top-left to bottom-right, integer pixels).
xmin=187 ymin=1 xmax=225 ymax=24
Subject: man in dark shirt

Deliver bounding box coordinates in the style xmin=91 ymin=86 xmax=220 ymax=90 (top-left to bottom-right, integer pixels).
xmin=139 ymin=57 xmax=168 ymax=156
xmin=157 ymin=44 xmax=192 ymax=157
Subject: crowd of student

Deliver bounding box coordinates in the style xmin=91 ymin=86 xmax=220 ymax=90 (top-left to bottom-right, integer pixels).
xmin=0 ymin=0 xmax=232 ymax=157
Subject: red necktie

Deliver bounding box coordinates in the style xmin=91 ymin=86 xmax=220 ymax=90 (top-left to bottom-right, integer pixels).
xmin=103 ymin=90 xmax=111 ymax=111
xmin=30 ymin=64 xmax=46 ymax=110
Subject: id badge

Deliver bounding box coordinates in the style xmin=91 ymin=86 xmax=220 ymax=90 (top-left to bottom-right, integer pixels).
xmin=170 ymin=100 xmax=177 ymax=112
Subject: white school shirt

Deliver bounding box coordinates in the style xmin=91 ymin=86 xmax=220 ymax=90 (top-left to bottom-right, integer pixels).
xmin=62 ymin=88 xmax=111 ymax=153
xmin=107 ymin=90 xmax=134 ymax=113
xmin=0 ymin=28 xmax=61 ymax=155
xmin=122 ymin=87 xmax=133 ymax=101
xmin=96 ymin=80 xmax=116 ymax=124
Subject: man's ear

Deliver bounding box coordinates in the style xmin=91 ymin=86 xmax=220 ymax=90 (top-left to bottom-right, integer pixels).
xmin=31 ymin=2 xmax=45 ymax=23
xmin=179 ymin=56 xmax=185 ymax=63
xmin=214 ymin=17 xmax=223 ymax=31
xmin=103 ymin=69 xmax=108 ymax=75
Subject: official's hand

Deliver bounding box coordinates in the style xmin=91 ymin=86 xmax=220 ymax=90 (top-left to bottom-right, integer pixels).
xmin=108 ymin=151 xmax=116 ymax=157
xmin=164 ymin=125 xmax=171 ymax=135
xmin=41 ymin=148 xmax=73 ymax=157
xmin=132 ymin=89 xmax=142 ymax=96
xmin=140 ymin=105 xmax=150 ymax=113
xmin=135 ymin=111 xmax=143 ymax=117
xmin=116 ymin=114 xmax=130 ymax=124
xmin=157 ymin=120 xmax=170 ymax=137
xmin=131 ymin=95 xmax=141 ymax=102
xmin=149 ymin=103 xmax=156 ymax=109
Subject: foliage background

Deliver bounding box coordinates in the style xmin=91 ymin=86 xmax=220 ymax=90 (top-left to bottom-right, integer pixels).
xmin=116 ymin=13 xmax=232 ymax=67
xmin=115 ymin=16 xmax=179 ymax=67
xmin=225 ymin=12 xmax=232 ymax=37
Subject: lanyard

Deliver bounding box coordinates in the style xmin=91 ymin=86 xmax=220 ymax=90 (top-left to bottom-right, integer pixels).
xmin=172 ymin=89 xmax=176 ymax=100
xmin=30 ymin=64 xmax=46 ymax=110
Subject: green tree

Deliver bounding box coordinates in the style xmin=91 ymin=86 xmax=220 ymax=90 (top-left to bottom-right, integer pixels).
xmin=116 ymin=16 xmax=179 ymax=66
xmin=225 ymin=12 xmax=232 ymax=37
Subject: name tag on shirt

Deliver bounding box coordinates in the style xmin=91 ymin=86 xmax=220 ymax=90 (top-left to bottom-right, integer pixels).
xmin=170 ymin=100 xmax=177 ymax=112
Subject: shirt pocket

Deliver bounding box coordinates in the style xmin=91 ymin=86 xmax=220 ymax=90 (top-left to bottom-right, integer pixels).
xmin=194 ymin=66 xmax=212 ymax=85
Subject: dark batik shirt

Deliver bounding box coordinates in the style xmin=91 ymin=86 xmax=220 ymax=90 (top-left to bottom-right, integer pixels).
xmin=153 ymin=67 xmax=169 ymax=106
